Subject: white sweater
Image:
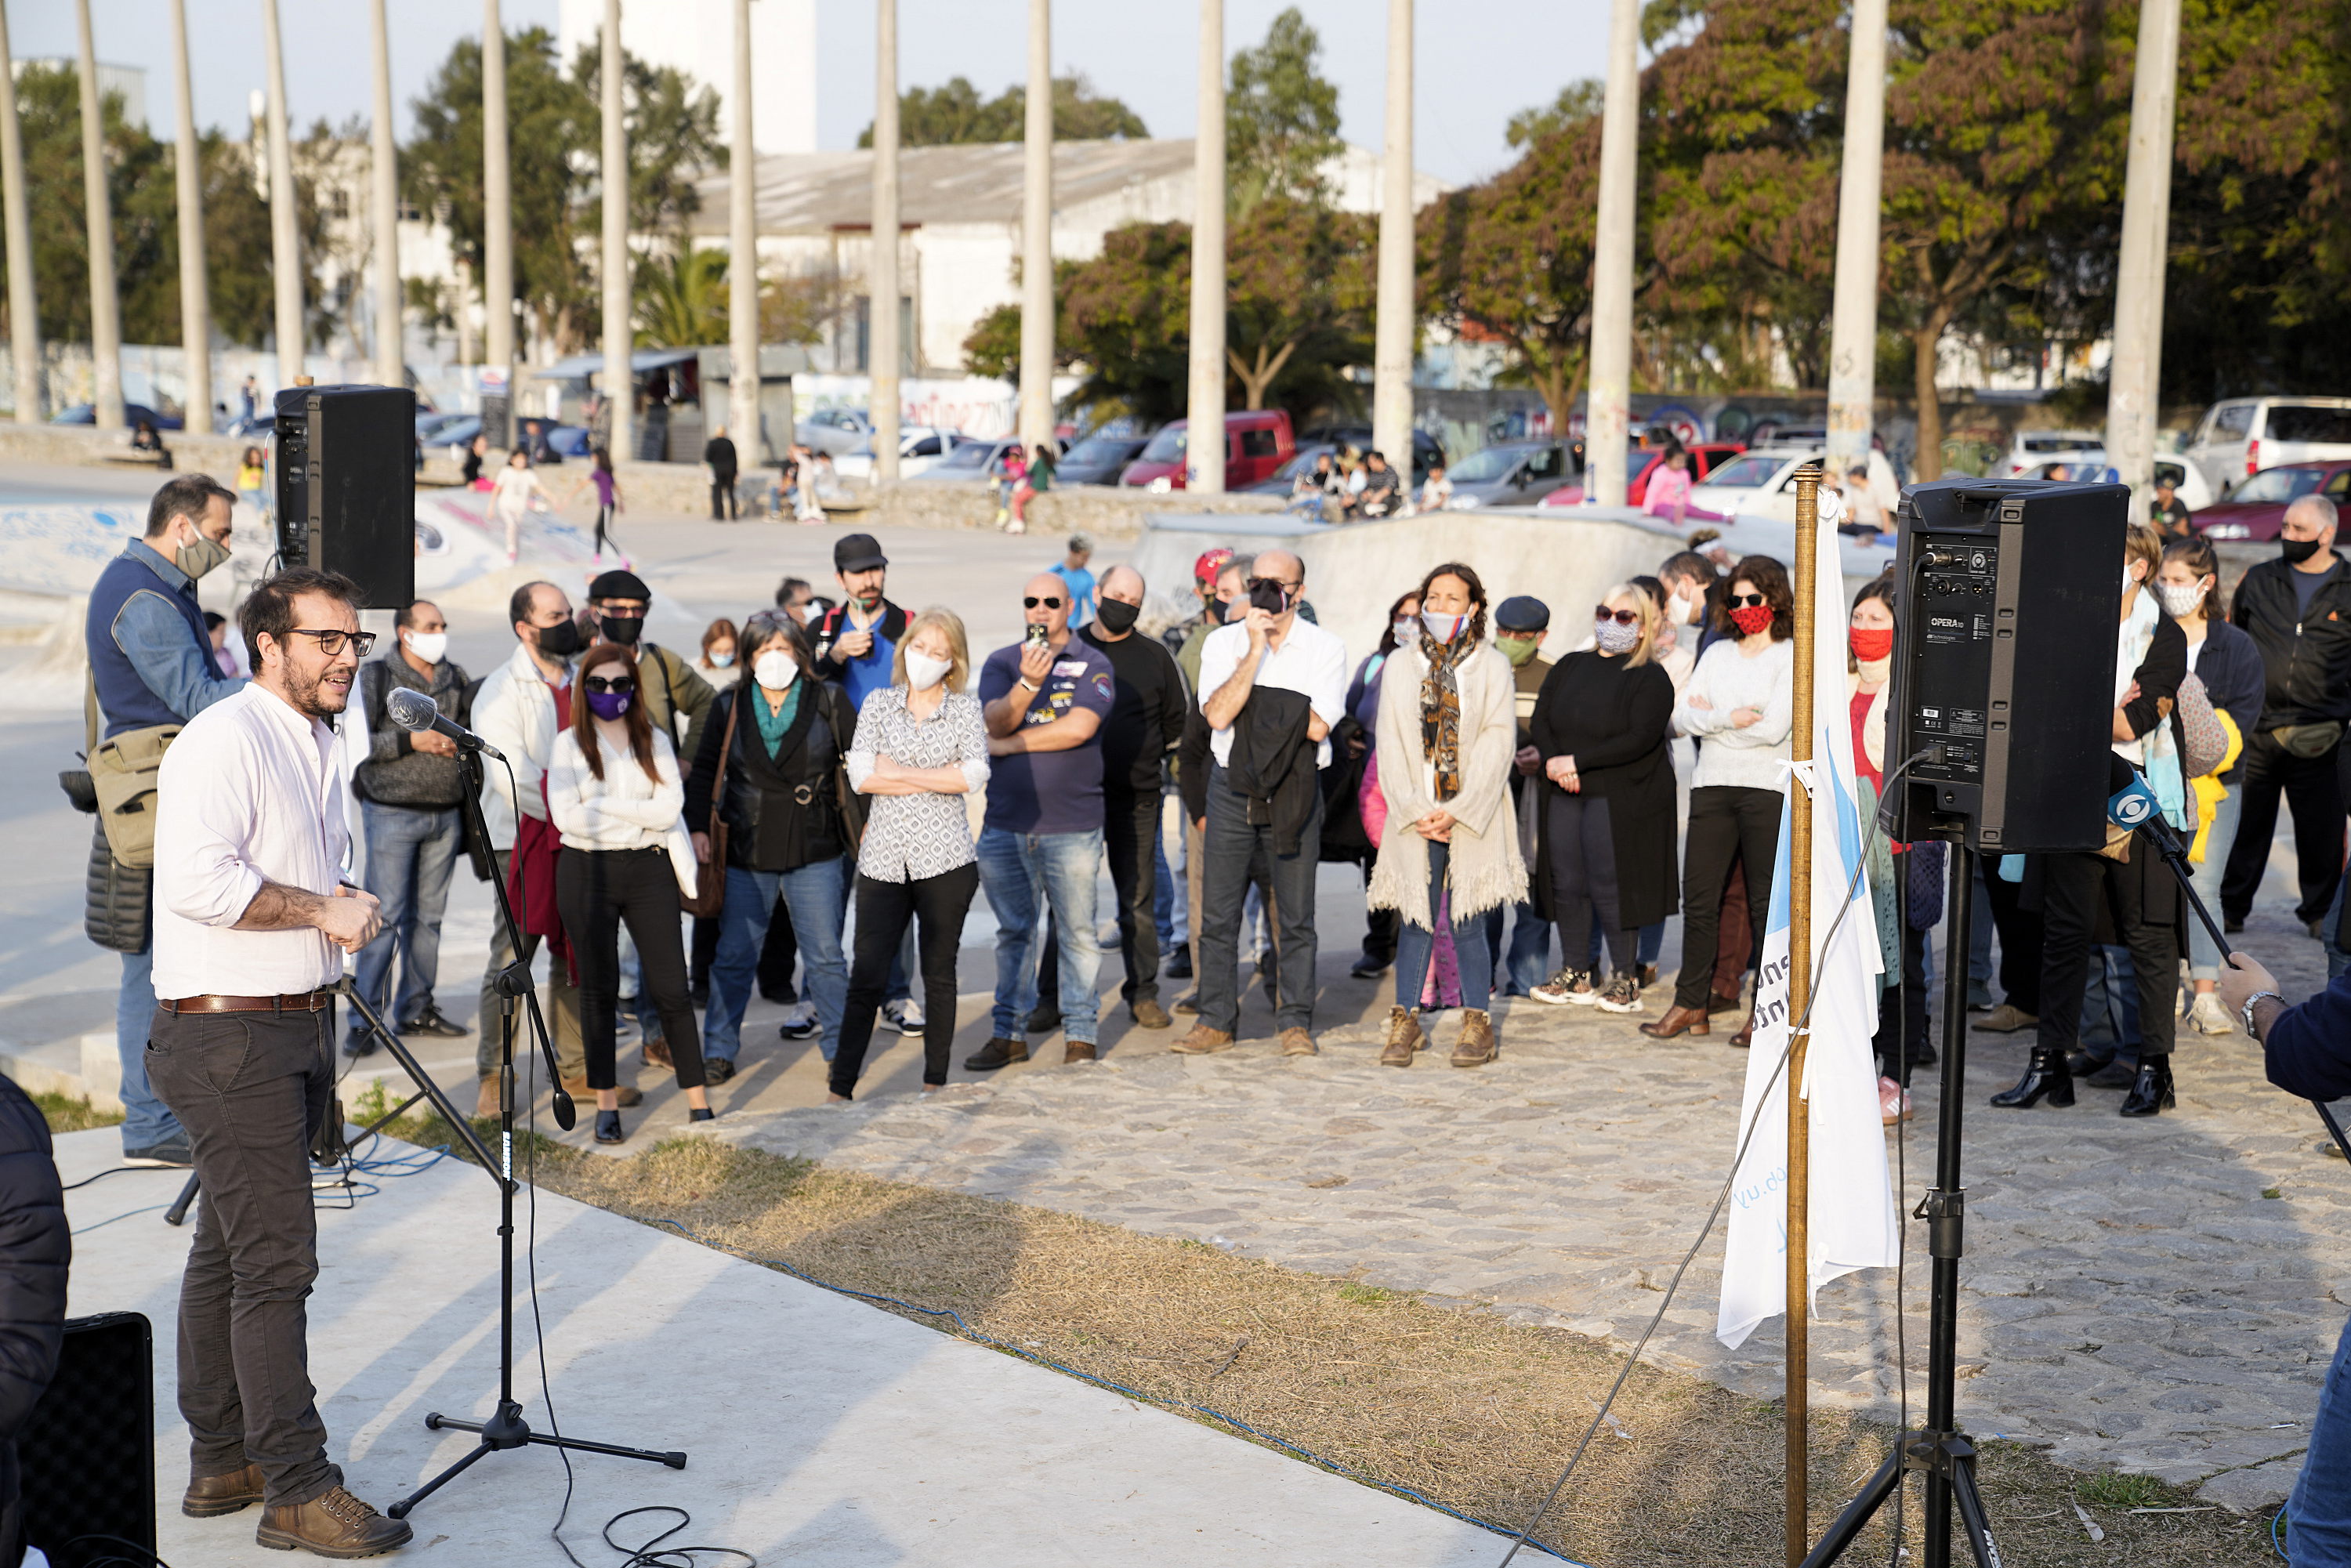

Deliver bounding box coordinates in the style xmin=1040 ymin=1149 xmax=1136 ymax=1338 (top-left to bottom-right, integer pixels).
xmin=1673 ymin=638 xmax=1795 ymax=792
xmin=547 ymin=726 xmax=699 ymax=896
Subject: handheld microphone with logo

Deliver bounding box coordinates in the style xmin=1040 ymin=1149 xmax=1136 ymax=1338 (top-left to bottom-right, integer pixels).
xmin=2106 ymin=759 xmax=2233 ymax=967
xmin=386 ymin=685 xmax=505 ymax=762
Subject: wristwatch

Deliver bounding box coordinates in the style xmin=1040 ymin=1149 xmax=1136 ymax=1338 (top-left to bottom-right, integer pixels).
xmin=2241 ymin=990 xmax=2285 ymax=1038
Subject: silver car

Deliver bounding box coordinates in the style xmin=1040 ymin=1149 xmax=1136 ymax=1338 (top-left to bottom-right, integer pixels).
xmin=796 ymin=405 xmax=874 ymax=457
xmin=1442 ymin=440 xmax=1571 ymax=509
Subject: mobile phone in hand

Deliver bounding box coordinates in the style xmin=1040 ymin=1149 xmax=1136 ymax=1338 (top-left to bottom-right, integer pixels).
xmin=1025 ymin=624 xmax=1050 ymax=651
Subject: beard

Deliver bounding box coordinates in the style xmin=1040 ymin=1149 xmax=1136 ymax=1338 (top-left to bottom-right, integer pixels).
xmin=286 ymin=661 xmax=353 ymax=720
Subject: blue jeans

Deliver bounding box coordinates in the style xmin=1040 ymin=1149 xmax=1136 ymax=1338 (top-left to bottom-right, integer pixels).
xmin=977 ymin=826 xmax=1103 ymax=1045
xmin=1396 ymin=842 xmax=1494 ymax=1012
xmin=350 ymin=802 xmax=462 ymax=1028
xmin=2188 ymin=785 xmax=2245 ymax=980
xmin=705 ymin=858 xmax=849 ymax=1063
xmin=117 ymin=941 xmax=182 ymax=1152
xmin=2295 ymin=1313 xmax=2351 ymax=1564
xmin=1488 ymin=901 xmax=1552 ymax=994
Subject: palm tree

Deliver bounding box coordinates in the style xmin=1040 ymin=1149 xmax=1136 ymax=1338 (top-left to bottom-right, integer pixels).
xmin=633 ymin=245 xmax=727 ymax=346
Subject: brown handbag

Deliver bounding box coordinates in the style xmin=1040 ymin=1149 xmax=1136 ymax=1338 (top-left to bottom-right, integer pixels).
xmin=678 ymin=688 xmax=742 ymax=918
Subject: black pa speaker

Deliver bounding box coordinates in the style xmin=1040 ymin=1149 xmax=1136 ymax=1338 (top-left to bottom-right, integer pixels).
xmin=273 ymin=384 xmax=416 ymax=609
xmin=1886 ymin=477 xmax=2128 ymax=853
xmin=20 ymin=1312 xmax=156 ymax=1568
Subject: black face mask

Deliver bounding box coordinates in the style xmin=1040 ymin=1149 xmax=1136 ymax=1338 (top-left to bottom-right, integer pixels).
xmin=2282 ymin=535 xmax=2326 ymax=565
xmin=599 ymin=612 xmax=645 ymax=646
xmin=536 ymin=618 xmax=585 ymax=658
xmin=1204 ymin=597 xmax=1228 ymax=625
xmin=1248 ymin=579 xmax=1290 ymax=615
xmin=1094 ymin=599 xmax=1140 ymax=635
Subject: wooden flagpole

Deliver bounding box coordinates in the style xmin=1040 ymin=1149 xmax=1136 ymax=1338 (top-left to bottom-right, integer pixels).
xmin=1785 ymin=462 xmax=1823 ymax=1566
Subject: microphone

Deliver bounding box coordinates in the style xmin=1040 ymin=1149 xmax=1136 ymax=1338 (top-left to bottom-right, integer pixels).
xmin=386 ymin=686 xmax=505 ymax=762
xmin=2106 ymin=758 xmax=2230 ymax=962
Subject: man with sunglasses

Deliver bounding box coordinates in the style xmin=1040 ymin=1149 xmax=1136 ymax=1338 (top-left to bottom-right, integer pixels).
xmin=1177 ymin=549 xmax=1348 ymax=1057
xmin=966 ymin=574 xmax=1118 ymax=1067
xmin=584 ymin=568 xmax=715 ymax=759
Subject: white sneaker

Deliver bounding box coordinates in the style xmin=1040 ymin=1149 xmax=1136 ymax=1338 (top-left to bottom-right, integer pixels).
xmin=892 ymin=998 xmax=926 ymax=1036
xmin=2187 ymin=990 xmax=2235 ymax=1035
xmin=1528 ymin=968 xmax=1598 ymax=1006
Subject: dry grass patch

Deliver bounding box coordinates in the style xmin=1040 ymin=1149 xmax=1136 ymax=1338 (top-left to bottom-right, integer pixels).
xmin=373 ymin=1103 xmax=2280 ymax=1566
xmin=36 ymin=1091 xmax=124 ymax=1133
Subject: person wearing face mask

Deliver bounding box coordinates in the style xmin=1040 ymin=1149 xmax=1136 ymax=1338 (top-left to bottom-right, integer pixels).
xmin=2222 ymin=494 xmax=2351 ymax=940
xmin=80 ymin=473 xmax=246 ymax=1170
xmin=471 ymin=580 xmax=600 ymax=1116
xmin=1172 ymin=549 xmax=1241 ymax=687
xmin=1337 ymin=588 xmax=1425 ymax=980
xmin=347 ymin=600 xmax=473 ymax=1054
xmin=685 ymin=612 xmax=862 ymax=1083
xmin=584 ymin=570 xmax=716 ymax=762
xmin=549 ymin=643 xmax=715 ymax=1143
xmin=697 ymin=617 xmax=741 ymax=689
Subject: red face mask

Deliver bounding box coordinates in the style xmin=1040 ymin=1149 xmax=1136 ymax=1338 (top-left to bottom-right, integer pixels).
xmin=1849 ymin=626 xmax=1895 ymax=662
xmin=1729 ymin=603 xmax=1776 ymax=637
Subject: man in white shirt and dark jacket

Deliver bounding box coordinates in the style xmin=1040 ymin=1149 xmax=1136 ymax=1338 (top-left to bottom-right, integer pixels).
xmin=147 ymin=567 xmax=412 ymax=1557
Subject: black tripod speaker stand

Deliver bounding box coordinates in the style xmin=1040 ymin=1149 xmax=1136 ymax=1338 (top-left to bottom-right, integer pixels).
xmin=1801 ymin=842 xmax=2001 ymax=1568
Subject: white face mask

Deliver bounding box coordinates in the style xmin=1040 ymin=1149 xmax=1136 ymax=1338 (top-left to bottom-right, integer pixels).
xmin=404 ymin=630 xmax=448 ymax=664
xmin=1421 ymin=610 xmax=1469 ymax=643
xmin=2156 ymin=581 xmax=2206 ymax=619
xmin=904 ymin=650 xmax=953 ymax=691
xmin=1669 ymin=588 xmax=1701 ymax=626
xmin=754 ymin=650 xmax=799 ymax=691
xmin=1392 ymin=618 xmax=1420 ymax=646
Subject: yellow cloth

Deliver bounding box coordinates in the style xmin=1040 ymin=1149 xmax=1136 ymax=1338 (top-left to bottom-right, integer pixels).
xmin=2188 ymin=712 xmax=2247 ymax=864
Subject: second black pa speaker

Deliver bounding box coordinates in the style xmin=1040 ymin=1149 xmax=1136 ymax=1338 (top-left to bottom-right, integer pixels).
xmin=273 ymin=384 xmax=416 ymax=609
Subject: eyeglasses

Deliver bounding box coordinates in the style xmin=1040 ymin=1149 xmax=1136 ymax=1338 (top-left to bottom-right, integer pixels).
xmin=1595 ymin=606 xmax=1639 ymax=625
xmin=583 ymin=675 xmax=636 ymax=694
xmin=284 ymin=628 xmax=376 ymax=657
xmin=1023 ymin=596 xmax=1065 ymax=610
xmin=1727 ymin=592 xmax=1768 ymax=609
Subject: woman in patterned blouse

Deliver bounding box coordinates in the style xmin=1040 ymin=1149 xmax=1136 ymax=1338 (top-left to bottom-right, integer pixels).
xmin=829 ymin=608 xmax=991 ymax=1098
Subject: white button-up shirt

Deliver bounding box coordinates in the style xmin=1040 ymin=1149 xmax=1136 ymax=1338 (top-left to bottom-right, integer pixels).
xmin=153 ymin=682 xmax=350 ymax=999
xmin=1197 ymin=617 xmax=1349 ymax=769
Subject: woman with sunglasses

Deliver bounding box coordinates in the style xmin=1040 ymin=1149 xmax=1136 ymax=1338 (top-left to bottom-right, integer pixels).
xmin=1643 ymin=556 xmax=1795 ymax=1042
xmin=1527 ymin=586 xmax=1678 ymax=1013
xmin=686 ymin=611 xmax=862 ymax=1083
xmin=1367 ymin=563 xmax=1526 ymax=1067
xmin=547 ymin=642 xmax=712 ymax=1142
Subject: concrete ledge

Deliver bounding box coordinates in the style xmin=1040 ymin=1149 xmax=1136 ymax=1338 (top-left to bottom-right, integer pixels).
xmin=0 ymin=420 xmax=250 ymax=476
xmin=861 ymin=480 xmax=1284 ymax=538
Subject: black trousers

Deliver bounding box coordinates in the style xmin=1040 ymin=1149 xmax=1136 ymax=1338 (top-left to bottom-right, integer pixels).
xmin=556 ymin=846 xmax=707 ymax=1090
xmin=756 ymin=893 xmax=799 ymax=1002
xmin=2221 ymin=733 xmax=2345 ymax=925
xmin=1874 ymin=916 xmax=1930 ymax=1080
xmin=831 ymin=862 xmax=980 ymax=1096
xmin=1977 ymin=855 xmax=2043 ymax=1015
xmin=1674 ymin=785 xmax=1780 ymax=1009
xmin=1037 ymin=790 xmax=1162 ymax=1009
xmin=1549 ymin=792 xmax=1635 ymax=975
xmin=2035 ymin=849 xmax=2179 ymax=1059
xmin=593 ymin=502 xmax=618 ymax=555
xmin=690 ymin=913 xmax=719 ymax=994
xmin=145 ymin=1002 xmax=339 ymax=1508
xmin=710 ymin=476 xmax=737 ymax=520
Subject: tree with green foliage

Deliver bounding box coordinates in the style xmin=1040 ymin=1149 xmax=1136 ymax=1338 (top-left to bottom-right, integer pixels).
xmin=636 ymin=246 xmax=729 ymax=348
xmin=1226 ymin=7 xmax=1342 ymax=214
xmin=859 ymin=74 xmax=1148 ymax=147
xmin=1505 ymin=81 xmax=1603 ymax=150
xmin=1225 ymin=199 xmax=1374 ymax=410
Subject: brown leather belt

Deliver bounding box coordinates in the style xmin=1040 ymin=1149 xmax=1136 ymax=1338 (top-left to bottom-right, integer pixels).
xmin=161 ymin=989 xmax=336 ymax=1014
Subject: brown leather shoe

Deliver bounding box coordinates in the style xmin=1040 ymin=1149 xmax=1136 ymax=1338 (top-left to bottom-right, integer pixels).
xmin=255 ymin=1485 xmax=412 ymax=1557
xmin=643 ymin=1035 xmax=675 ymax=1070
xmin=1171 ymin=1025 xmax=1234 ymax=1055
xmin=1130 ymin=998 xmax=1173 ymax=1029
xmin=474 ymin=1077 xmax=500 ymax=1119
xmin=183 ymin=1461 xmax=265 ymax=1518
xmin=1063 ymin=1041 xmax=1097 ymax=1063
xmin=1451 ymin=1009 xmax=1496 ymax=1067
xmin=1380 ymin=1005 xmax=1424 ymax=1067
xmin=562 ymin=1077 xmax=642 ymax=1107
xmin=1639 ymin=1005 xmax=1712 ymax=1040
xmin=1280 ymin=1027 xmax=1317 ymax=1056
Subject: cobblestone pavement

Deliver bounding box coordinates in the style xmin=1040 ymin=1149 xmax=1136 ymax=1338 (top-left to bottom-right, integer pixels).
xmin=708 ymin=902 xmax=2349 ymax=1515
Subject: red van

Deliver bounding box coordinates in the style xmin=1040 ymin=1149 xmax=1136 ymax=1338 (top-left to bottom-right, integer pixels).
xmin=1118 ymin=410 xmax=1296 ymax=491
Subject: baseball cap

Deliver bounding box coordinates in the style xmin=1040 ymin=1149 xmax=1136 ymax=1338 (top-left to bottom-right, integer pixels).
xmin=834 ymin=533 xmax=888 ymax=573
xmin=1193 ymin=547 xmax=1235 ymax=585
xmin=1494 ymin=595 xmax=1551 ymax=633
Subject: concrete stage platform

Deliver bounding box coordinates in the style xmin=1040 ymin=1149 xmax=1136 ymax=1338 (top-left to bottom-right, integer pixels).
xmin=53 ymin=1127 xmax=1512 ymax=1567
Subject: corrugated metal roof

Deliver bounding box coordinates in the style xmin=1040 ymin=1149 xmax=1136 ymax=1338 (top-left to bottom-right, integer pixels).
xmin=689 ymin=138 xmax=1196 ymax=236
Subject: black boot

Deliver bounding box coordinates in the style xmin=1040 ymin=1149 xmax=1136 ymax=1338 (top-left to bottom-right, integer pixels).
xmin=2118 ymin=1057 xmax=2175 ymax=1117
xmin=594 ymin=1109 xmax=625 ymax=1144
xmin=1989 ymin=1047 xmax=2075 ymax=1109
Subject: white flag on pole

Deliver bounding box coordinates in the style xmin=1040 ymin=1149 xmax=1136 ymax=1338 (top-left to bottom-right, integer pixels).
xmin=1715 ymin=525 xmax=1901 ymax=1350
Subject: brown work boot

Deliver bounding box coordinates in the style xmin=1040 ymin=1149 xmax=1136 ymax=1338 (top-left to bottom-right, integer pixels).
xmin=1129 ymin=998 xmax=1173 ymax=1029
xmin=1063 ymin=1041 xmax=1098 ymax=1063
xmin=1451 ymin=1009 xmax=1497 ymax=1067
xmin=1380 ymin=1005 xmax=1424 ymax=1067
xmin=473 ymin=1077 xmax=500 ymax=1119
xmin=255 ymin=1484 xmax=412 ymax=1558
xmin=643 ymin=1035 xmax=675 ymax=1070
xmin=183 ymin=1461 xmax=265 ymax=1518
xmin=963 ymin=1036 xmax=1028 ymax=1070
xmin=1280 ymin=1027 xmax=1317 ymax=1057
xmin=1171 ymin=1025 xmax=1234 ymax=1055
xmin=562 ymin=1077 xmax=642 ymax=1107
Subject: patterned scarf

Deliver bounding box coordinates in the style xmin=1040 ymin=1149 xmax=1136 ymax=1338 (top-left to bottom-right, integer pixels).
xmin=1419 ymin=628 xmax=1473 ymax=802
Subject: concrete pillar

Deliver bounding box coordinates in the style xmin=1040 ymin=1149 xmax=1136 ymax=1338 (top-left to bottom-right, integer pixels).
xmin=0 ymin=0 xmax=38 ymax=423
xmin=169 ymin=0 xmax=212 ymax=433
xmin=600 ymin=0 xmax=632 ymax=465
xmin=482 ymin=0 xmax=514 ymax=410
xmin=1186 ymin=0 xmax=1226 ymax=494
xmin=2105 ymin=0 xmax=2183 ymax=506
xmin=260 ymin=0 xmax=302 ymax=393
xmin=1371 ymin=0 xmax=1414 ymax=476
xmin=1584 ymin=0 xmax=1640 ymax=507
xmin=1824 ymin=0 xmax=1888 ymax=484
xmin=729 ymin=0 xmax=761 ymax=462
xmin=74 ymin=0 xmax=125 ymax=430
xmin=368 ymin=0 xmax=402 ymax=393
xmin=871 ymin=0 xmax=900 ymax=481
xmin=1017 ymin=0 xmax=1054 ymax=455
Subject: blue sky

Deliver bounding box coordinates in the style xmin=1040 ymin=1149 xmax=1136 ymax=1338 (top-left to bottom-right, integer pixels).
xmin=10 ymin=0 xmax=1614 ymax=187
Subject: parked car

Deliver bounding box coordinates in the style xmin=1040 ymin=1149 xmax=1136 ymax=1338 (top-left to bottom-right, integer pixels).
xmin=1055 ymin=433 xmax=1153 ymax=487
xmin=2000 ymin=429 xmax=2105 ymax=476
xmin=1440 ymin=440 xmax=1571 ymax=509
xmin=1683 ymin=446 xmax=1902 ymax=524
xmin=797 ymin=406 xmax=875 ymax=456
xmin=1297 ymin=425 xmax=1448 ymax=483
xmin=2012 ymin=452 xmax=2216 ymax=510
xmin=1119 ymin=410 xmax=1295 ymax=491
xmin=832 ymin=425 xmax=962 ymax=481
xmin=909 ymin=435 xmax=1027 ymax=483
xmin=2190 ymin=461 xmax=2351 ymax=541
xmin=52 ymin=402 xmax=183 ymax=431
xmin=1245 ymin=442 xmax=1339 ymax=495
xmin=2185 ymin=397 xmax=2351 ymax=492
xmin=1539 ymin=440 xmax=1748 ymax=508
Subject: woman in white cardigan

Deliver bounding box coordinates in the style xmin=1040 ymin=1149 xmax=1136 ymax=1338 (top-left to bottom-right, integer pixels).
xmin=1367 ymin=563 xmax=1527 ymax=1067
xmin=548 ymin=641 xmax=713 ymax=1143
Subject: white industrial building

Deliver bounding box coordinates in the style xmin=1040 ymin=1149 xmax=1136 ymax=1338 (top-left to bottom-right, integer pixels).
xmin=556 ymin=0 xmax=817 ymax=157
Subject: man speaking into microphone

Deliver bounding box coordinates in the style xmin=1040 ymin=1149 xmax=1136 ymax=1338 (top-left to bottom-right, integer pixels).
xmin=147 ymin=566 xmax=413 ymax=1557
